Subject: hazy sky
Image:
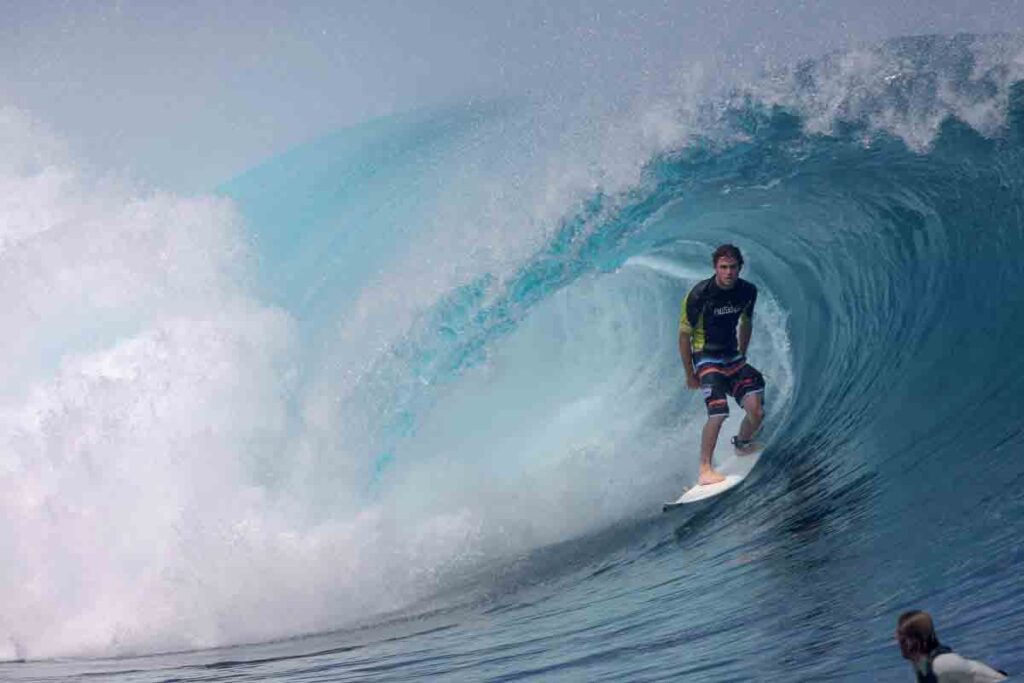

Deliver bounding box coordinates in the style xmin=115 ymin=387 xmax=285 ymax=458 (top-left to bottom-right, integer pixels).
xmin=1 ymin=1 xmax=1020 ymax=191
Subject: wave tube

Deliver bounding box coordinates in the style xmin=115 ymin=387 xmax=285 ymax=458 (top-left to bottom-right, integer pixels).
xmin=1 ymin=35 xmax=1023 ymax=665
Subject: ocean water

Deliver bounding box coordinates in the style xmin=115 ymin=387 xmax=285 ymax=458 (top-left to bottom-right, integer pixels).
xmin=2 ymin=34 xmax=1023 ymax=681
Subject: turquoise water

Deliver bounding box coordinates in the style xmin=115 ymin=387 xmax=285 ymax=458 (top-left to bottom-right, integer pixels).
xmin=2 ymin=34 xmax=1022 ymax=681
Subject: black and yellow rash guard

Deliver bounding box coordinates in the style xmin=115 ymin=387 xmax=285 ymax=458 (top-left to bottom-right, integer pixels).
xmin=679 ymin=276 xmax=758 ymax=356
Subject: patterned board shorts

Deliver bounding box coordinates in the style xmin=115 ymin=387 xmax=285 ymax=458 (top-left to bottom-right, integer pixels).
xmin=694 ymin=354 xmax=766 ymax=418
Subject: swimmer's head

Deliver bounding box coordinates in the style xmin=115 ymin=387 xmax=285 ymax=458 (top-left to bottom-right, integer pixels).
xmin=896 ymin=610 xmax=940 ymax=660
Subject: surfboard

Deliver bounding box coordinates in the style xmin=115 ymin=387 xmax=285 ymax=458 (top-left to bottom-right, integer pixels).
xmin=662 ymin=445 xmax=763 ymax=511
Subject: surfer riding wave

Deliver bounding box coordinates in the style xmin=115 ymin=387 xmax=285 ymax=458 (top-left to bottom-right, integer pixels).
xmin=678 ymin=244 xmax=766 ymax=486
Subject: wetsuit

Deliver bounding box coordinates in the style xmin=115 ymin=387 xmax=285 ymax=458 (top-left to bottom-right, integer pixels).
xmin=915 ymin=645 xmax=1008 ymax=682
xmin=679 ymin=276 xmax=765 ymax=417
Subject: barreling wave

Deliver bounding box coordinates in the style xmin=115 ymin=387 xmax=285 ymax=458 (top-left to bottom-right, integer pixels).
xmin=2 ymin=34 xmax=1023 ymax=674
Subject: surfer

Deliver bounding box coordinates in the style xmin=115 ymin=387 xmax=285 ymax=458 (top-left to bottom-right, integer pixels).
xmin=678 ymin=244 xmax=765 ymax=486
xmin=896 ymin=610 xmax=1008 ymax=682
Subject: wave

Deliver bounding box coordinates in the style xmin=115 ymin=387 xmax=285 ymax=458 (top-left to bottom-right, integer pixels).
xmin=2 ymin=33 xmax=1024 ymax=661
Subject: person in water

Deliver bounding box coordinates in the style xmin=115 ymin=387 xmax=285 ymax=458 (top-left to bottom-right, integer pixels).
xmin=678 ymin=244 xmax=765 ymax=485
xmin=896 ymin=610 xmax=1008 ymax=682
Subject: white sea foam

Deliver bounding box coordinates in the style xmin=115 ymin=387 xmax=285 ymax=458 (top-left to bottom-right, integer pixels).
xmin=0 ymin=98 xmax=724 ymax=659
xmin=747 ymin=34 xmax=1024 ymax=150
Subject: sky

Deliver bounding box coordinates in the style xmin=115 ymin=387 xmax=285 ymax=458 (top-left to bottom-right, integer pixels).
xmin=0 ymin=0 xmax=1021 ymax=191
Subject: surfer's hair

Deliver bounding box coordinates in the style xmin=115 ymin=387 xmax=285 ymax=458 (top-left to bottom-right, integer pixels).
xmin=712 ymin=244 xmax=744 ymax=267
xmin=897 ymin=611 xmax=940 ymax=656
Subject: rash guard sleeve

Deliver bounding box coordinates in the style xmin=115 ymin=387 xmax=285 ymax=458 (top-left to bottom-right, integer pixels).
xmin=932 ymin=653 xmax=1008 ymax=682
xmin=679 ymin=284 xmax=703 ymax=334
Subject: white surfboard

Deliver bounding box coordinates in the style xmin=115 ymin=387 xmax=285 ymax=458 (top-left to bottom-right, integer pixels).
xmin=662 ymin=446 xmax=763 ymax=511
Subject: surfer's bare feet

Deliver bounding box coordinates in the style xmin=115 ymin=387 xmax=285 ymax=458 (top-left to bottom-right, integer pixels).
xmin=698 ymin=467 xmax=726 ymax=485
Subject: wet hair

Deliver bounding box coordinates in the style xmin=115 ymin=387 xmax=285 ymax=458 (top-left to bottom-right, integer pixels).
xmin=897 ymin=611 xmax=940 ymax=656
xmin=712 ymin=244 xmax=744 ymax=267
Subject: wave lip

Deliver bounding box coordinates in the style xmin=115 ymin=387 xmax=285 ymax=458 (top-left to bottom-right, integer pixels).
xmin=745 ymin=33 xmax=1024 ymax=149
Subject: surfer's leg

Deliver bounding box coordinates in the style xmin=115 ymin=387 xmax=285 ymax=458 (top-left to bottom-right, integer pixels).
xmin=699 ymin=415 xmax=728 ymax=485
xmin=697 ymin=366 xmax=730 ymax=485
xmin=738 ymin=393 xmax=764 ymax=442
xmin=733 ymin=365 xmax=766 ymax=446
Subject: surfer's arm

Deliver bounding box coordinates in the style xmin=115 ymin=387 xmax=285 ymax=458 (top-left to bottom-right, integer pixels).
xmin=679 ymin=286 xmax=701 ymax=388
xmin=738 ymin=284 xmax=756 ymax=355
xmin=679 ymin=330 xmax=698 ymax=388
xmin=738 ymin=316 xmax=752 ymax=356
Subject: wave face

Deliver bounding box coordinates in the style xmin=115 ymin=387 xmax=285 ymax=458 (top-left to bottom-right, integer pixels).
xmin=2 ymin=34 xmax=1024 ymax=679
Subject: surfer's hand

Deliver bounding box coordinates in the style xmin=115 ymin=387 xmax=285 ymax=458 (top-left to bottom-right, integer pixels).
xmin=685 ymin=374 xmax=699 ymax=389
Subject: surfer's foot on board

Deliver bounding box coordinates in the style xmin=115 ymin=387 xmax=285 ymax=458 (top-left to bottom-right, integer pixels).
xmin=698 ymin=467 xmax=726 ymax=485
xmin=732 ymin=436 xmax=760 ymax=456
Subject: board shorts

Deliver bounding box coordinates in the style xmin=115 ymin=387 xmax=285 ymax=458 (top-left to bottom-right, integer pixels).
xmin=693 ymin=353 xmax=765 ymax=418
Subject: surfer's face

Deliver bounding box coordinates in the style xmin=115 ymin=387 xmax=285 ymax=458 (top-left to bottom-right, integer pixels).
xmin=714 ymin=257 xmax=741 ymax=288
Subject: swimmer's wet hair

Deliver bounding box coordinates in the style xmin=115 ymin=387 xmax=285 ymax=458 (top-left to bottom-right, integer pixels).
xmin=897 ymin=610 xmax=940 ymax=656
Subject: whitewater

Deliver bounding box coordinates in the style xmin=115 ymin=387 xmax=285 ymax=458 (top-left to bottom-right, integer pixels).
xmin=2 ymin=33 xmax=1023 ymax=681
